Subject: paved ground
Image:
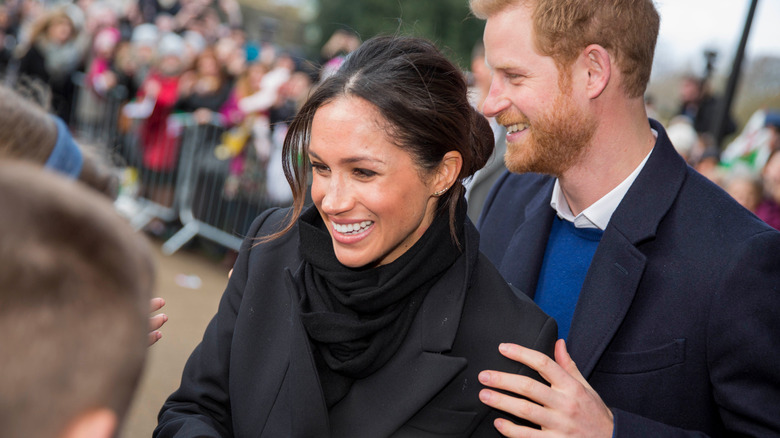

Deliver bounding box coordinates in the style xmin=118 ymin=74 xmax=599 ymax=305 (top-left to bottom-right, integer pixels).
xmin=119 ymin=236 xmax=234 ymax=438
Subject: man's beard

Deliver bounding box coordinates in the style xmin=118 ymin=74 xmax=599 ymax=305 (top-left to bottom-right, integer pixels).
xmin=498 ymin=91 xmax=597 ymax=177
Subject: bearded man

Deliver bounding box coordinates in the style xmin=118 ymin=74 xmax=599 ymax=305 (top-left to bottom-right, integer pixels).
xmin=472 ymin=0 xmax=780 ymax=436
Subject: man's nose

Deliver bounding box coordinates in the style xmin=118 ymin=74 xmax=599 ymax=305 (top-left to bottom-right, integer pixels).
xmin=481 ymin=79 xmax=510 ymax=118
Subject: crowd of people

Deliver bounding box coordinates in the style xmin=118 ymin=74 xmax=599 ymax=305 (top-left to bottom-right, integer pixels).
xmin=5 ymin=0 xmax=778 ymax=236
xmin=1 ymin=0 xmax=336 ymax=240
xmin=663 ymin=76 xmax=780 ymax=231
xmin=1 ymin=0 xmax=780 ymax=437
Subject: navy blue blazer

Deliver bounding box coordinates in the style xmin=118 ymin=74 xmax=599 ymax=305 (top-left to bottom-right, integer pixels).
xmin=156 ymin=208 xmax=557 ymax=437
xmin=478 ymin=120 xmax=780 ymax=436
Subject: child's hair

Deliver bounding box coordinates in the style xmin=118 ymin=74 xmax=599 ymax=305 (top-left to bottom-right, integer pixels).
xmin=0 ymin=161 xmax=154 ymax=438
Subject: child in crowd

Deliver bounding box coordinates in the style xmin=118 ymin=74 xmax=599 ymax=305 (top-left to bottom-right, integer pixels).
xmin=76 ymin=25 xmax=122 ymax=137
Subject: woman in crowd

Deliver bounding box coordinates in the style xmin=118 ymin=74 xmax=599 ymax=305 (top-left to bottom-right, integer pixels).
xmin=155 ymin=35 xmax=557 ymax=437
xmin=16 ymin=7 xmax=84 ymax=123
xmin=175 ymin=46 xmax=232 ymax=124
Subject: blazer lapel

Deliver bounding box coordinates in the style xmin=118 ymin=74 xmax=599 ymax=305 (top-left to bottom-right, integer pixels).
xmin=568 ymin=119 xmax=688 ymax=378
xmin=232 ymin=262 xmax=299 ymax=437
xmin=499 ymin=180 xmax=556 ymax=298
xmin=566 ymin=229 xmax=646 ymax=377
xmin=328 ymin=232 xmax=477 ymax=437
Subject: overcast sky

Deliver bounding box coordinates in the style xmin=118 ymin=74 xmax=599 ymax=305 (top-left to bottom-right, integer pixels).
xmin=653 ymin=0 xmax=780 ymax=77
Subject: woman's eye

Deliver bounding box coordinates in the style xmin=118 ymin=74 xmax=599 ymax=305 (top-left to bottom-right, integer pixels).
xmin=311 ymin=163 xmax=329 ymax=174
xmin=354 ymin=168 xmax=377 ymax=178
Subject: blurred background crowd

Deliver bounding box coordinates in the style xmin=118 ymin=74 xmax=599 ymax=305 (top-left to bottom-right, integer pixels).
xmin=1 ymin=0 xmax=779 ymax=248
xmin=0 ymin=0 xmax=337 ymax=265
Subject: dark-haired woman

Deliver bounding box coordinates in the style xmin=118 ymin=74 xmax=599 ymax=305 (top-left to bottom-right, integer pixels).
xmin=155 ymin=36 xmax=557 ymax=437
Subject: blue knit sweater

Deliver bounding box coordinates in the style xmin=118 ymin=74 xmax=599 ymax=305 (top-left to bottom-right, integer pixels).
xmin=534 ymin=216 xmax=603 ymax=341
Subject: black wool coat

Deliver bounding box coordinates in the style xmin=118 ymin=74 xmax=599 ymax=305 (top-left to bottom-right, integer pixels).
xmin=156 ymin=207 xmax=557 ymax=437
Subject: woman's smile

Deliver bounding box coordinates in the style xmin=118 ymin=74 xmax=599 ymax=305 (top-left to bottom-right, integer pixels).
xmin=330 ymin=220 xmax=375 ymax=243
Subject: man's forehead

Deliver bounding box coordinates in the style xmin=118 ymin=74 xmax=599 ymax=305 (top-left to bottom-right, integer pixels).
xmin=482 ymin=7 xmax=537 ymax=70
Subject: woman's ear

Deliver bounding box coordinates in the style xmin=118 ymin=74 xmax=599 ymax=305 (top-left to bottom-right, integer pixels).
xmin=432 ymin=150 xmax=463 ymax=195
xmin=582 ymin=44 xmax=611 ymax=99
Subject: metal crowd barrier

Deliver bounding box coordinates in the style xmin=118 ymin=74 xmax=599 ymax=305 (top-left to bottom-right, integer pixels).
xmin=68 ymin=76 xmax=293 ymax=255
xmin=69 ymin=73 xmax=186 ymax=232
xmin=161 ymin=118 xmax=288 ymax=255
xmin=71 ymin=72 xmax=127 ymax=152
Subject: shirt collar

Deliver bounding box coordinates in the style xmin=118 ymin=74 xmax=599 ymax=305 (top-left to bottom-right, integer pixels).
xmin=550 ymin=130 xmax=657 ymax=230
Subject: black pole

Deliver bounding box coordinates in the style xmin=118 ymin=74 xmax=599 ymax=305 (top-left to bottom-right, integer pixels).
xmin=712 ymin=0 xmax=759 ymax=149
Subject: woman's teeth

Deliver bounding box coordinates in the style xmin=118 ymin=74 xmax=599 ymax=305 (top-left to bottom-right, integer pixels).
xmin=334 ymin=221 xmax=373 ymax=234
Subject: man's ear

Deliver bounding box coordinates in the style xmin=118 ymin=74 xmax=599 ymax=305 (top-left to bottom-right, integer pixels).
xmin=60 ymin=408 xmax=117 ymax=438
xmin=582 ymin=44 xmax=611 ymax=99
xmin=432 ymin=150 xmax=463 ymax=195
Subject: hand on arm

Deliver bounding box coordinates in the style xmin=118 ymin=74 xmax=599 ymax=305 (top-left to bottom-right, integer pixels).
xmin=479 ymin=339 xmax=613 ymax=437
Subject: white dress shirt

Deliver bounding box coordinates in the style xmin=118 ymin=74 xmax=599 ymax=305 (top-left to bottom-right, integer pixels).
xmin=550 ymin=131 xmax=657 ymax=230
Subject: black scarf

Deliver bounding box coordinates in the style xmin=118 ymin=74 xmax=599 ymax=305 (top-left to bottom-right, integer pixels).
xmin=296 ymin=202 xmax=464 ymax=406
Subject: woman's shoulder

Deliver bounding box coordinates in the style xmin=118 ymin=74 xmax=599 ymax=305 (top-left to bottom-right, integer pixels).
xmin=468 ymin=251 xmax=553 ymax=328
xmin=244 ymin=207 xmax=297 ymax=242
xmin=230 ymin=207 xmax=302 ymax=287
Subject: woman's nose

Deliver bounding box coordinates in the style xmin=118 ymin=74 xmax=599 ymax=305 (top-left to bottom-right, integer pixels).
xmin=319 ymin=177 xmax=353 ymax=215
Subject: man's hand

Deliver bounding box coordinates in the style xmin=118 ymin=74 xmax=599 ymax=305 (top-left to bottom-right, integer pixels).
xmin=478 ymin=339 xmax=614 ymax=437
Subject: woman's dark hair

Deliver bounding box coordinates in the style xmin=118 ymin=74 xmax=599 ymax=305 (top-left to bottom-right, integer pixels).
xmin=270 ymin=35 xmax=495 ymax=242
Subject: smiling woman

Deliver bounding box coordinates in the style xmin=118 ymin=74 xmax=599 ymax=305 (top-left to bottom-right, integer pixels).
xmin=308 ymin=96 xmax=459 ymax=268
xmin=155 ymin=35 xmax=557 ymax=438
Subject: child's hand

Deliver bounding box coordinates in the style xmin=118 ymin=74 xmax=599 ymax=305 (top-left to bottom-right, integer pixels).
xmin=148 ymin=297 xmax=168 ymax=346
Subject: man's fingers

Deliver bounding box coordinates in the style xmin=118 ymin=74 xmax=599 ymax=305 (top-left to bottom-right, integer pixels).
xmin=479 ymin=370 xmax=555 ymax=407
xmin=493 ymin=418 xmax=545 ymax=438
xmin=498 ymin=343 xmax=571 ymax=387
xmin=554 ymin=339 xmax=587 ymax=386
xmin=493 ymin=417 xmax=546 ymax=438
xmin=479 ymin=387 xmax=553 ymax=431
